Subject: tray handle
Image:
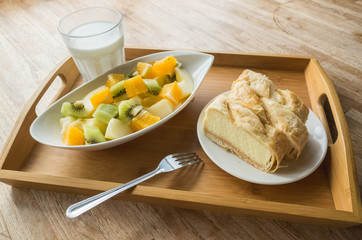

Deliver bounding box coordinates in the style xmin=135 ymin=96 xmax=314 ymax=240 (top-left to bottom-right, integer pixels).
xmin=305 ymin=59 xmax=361 ymax=215
xmin=306 ymin=59 xmax=351 ymax=152
xmin=32 ymin=56 xmax=80 ymax=116
xmin=0 ymin=56 xmax=80 ymax=170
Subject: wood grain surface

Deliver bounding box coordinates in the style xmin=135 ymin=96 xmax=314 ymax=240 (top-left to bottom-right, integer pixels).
xmin=0 ymin=0 xmax=361 ymax=239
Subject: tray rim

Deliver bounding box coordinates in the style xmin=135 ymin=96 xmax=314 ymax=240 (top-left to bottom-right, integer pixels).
xmin=0 ymin=169 xmax=360 ymax=226
xmin=0 ymin=47 xmax=361 ymax=227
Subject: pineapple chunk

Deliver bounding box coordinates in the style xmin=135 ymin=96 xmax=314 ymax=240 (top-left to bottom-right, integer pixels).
xmin=154 ymin=75 xmax=167 ymax=87
xmin=124 ymin=75 xmax=148 ymax=97
xmin=153 ymin=56 xmax=177 ymax=75
xmin=159 ymin=81 xmax=183 ymax=105
xmin=60 ymin=117 xmax=83 ymax=134
xmin=62 ymin=126 xmax=85 ymax=145
xmin=175 ymin=66 xmax=193 ymax=99
xmin=60 ymin=116 xmax=76 ymax=134
xmin=129 ymin=95 xmax=143 ymax=105
xmin=145 ymin=99 xmax=174 ymax=119
xmin=105 ymin=118 xmax=133 ymax=140
xmin=83 ymin=118 xmax=108 ymax=135
xmin=142 ymin=95 xmax=163 ymax=107
xmin=131 ymin=110 xmax=160 ymax=131
xmin=106 ymin=74 xmax=124 ymax=88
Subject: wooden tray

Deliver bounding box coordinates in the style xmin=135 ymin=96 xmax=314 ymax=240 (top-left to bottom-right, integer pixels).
xmin=0 ymin=47 xmax=361 ymax=227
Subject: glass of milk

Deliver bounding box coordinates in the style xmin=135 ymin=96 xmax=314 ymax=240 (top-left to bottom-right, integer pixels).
xmin=58 ymin=7 xmax=125 ymax=82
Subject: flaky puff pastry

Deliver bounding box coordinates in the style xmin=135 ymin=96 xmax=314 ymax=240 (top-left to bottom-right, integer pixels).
xmin=203 ymin=69 xmax=309 ymax=172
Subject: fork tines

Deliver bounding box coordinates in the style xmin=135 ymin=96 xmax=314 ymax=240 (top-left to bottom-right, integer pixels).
xmin=172 ymin=152 xmax=202 ymax=166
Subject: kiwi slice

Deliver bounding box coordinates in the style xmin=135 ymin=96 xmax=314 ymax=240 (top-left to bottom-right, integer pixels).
xmin=110 ymin=80 xmax=128 ymax=101
xmin=154 ymin=74 xmax=176 ymax=87
xmin=61 ymin=101 xmax=89 ymax=118
xmin=129 ymin=105 xmax=143 ymax=117
xmin=128 ymin=70 xmax=139 ymax=79
xmin=164 ymin=74 xmax=176 ymax=85
xmin=118 ymin=100 xmax=143 ymax=125
xmin=92 ymin=103 xmax=118 ymax=124
xmin=144 ymin=79 xmax=162 ymax=95
xmin=83 ymin=124 xmax=106 ymax=145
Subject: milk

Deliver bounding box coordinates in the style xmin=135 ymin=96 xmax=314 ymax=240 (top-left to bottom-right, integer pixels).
xmin=67 ymin=21 xmax=125 ymax=81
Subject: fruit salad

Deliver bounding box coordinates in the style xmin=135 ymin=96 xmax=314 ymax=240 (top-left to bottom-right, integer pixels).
xmin=60 ymin=56 xmax=193 ymax=145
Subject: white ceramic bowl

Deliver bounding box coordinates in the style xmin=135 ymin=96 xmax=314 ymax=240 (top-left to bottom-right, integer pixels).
xmin=30 ymin=50 xmax=214 ymax=150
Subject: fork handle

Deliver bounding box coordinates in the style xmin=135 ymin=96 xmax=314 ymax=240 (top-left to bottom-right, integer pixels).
xmin=66 ymin=168 xmax=164 ymax=218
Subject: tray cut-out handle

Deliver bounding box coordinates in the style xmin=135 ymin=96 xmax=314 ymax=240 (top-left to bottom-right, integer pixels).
xmin=0 ymin=57 xmax=79 ymax=170
xmin=305 ymin=58 xmax=361 ymax=214
xmin=307 ymin=59 xmax=351 ymax=153
xmin=33 ymin=57 xmax=81 ymax=117
xmin=316 ymin=94 xmax=338 ymax=145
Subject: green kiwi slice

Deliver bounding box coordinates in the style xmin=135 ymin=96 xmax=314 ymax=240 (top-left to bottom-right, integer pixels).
xmin=110 ymin=81 xmax=128 ymax=101
xmin=92 ymin=103 xmax=118 ymax=124
xmin=118 ymin=99 xmax=143 ymax=125
xmin=128 ymin=70 xmax=139 ymax=79
xmin=83 ymin=124 xmax=106 ymax=145
xmin=144 ymin=79 xmax=162 ymax=95
xmin=61 ymin=101 xmax=89 ymax=118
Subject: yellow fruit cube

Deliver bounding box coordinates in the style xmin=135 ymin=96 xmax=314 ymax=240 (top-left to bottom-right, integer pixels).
xmin=106 ymin=74 xmax=124 ymax=88
xmin=62 ymin=126 xmax=85 ymax=145
xmin=141 ymin=95 xmax=163 ymax=107
xmin=153 ymin=56 xmax=177 ymax=75
xmin=90 ymin=87 xmax=114 ymax=109
xmin=159 ymin=82 xmax=183 ymax=105
xmin=154 ymin=74 xmax=172 ymax=87
xmin=131 ymin=111 xmax=160 ymax=131
xmin=124 ymin=75 xmax=148 ymax=97
xmin=137 ymin=62 xmax=158 ymax=79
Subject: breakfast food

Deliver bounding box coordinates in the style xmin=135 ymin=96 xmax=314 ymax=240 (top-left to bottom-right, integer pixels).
xmin=59 ymin=55 xmax=194 ymax=145
xmin=202 ymin=70 xmax=309 ymax=172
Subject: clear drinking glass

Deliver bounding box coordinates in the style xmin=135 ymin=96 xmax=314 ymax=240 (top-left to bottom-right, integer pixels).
xmin=58 ymin=7 xmax=125 ymax=82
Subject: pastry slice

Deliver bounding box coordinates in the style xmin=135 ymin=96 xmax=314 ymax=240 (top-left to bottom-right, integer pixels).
xmin=203 ymin=94 xmax=289 ymax=172
xmin=202 ymin=69 xmax=309 ymax=172
xmin=234 ymin=69 xmax=309 ymax=161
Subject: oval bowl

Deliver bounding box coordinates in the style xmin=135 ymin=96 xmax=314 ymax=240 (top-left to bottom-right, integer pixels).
xmin=30 ymin=50 xmax=214 ymax=150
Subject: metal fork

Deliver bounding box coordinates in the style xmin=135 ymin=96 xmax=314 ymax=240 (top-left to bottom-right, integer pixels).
xmin=66 ymin=152 xmax=202 ymax=218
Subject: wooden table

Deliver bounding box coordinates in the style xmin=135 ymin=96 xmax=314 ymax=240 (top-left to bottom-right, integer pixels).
xmin=0 ymin=0 xmax=361 ymax=239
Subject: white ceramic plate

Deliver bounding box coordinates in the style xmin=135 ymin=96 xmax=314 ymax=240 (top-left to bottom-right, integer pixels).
xmin=30 ymin=50 xmax=214 ymax=150
xmin=197 ymin=93 xmax=328 ymax=185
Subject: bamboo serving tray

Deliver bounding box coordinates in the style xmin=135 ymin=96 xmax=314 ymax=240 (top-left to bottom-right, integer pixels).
xmin=0 ymin=47 xmax=361 ymax=226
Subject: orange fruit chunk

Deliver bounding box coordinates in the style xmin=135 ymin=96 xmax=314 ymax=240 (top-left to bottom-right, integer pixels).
xmin=131 ymin=111 xmax=160 ymax=131
xmin=137 ymin=62 xmax=158 ymax=79
xmin=159 ymin=82 xmax=182 ymax=105
xmin=153 ymin=56 xmax=177 ymax=75
xmin=90 ymin=87 xmax=113 ymax=109
xmin=124 ymin=75 xmax=148 ymax=97
xmin=106 ymin=74 xmax=124 ymax=88
xmin=62 ymin=126 xmax=85 ymax=145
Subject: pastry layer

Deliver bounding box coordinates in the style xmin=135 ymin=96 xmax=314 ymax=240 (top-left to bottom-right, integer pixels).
xmin=202 ymin=69 xmax=309 ymax=172
xmin=203 ymin=105 xmax=274 ymax=171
